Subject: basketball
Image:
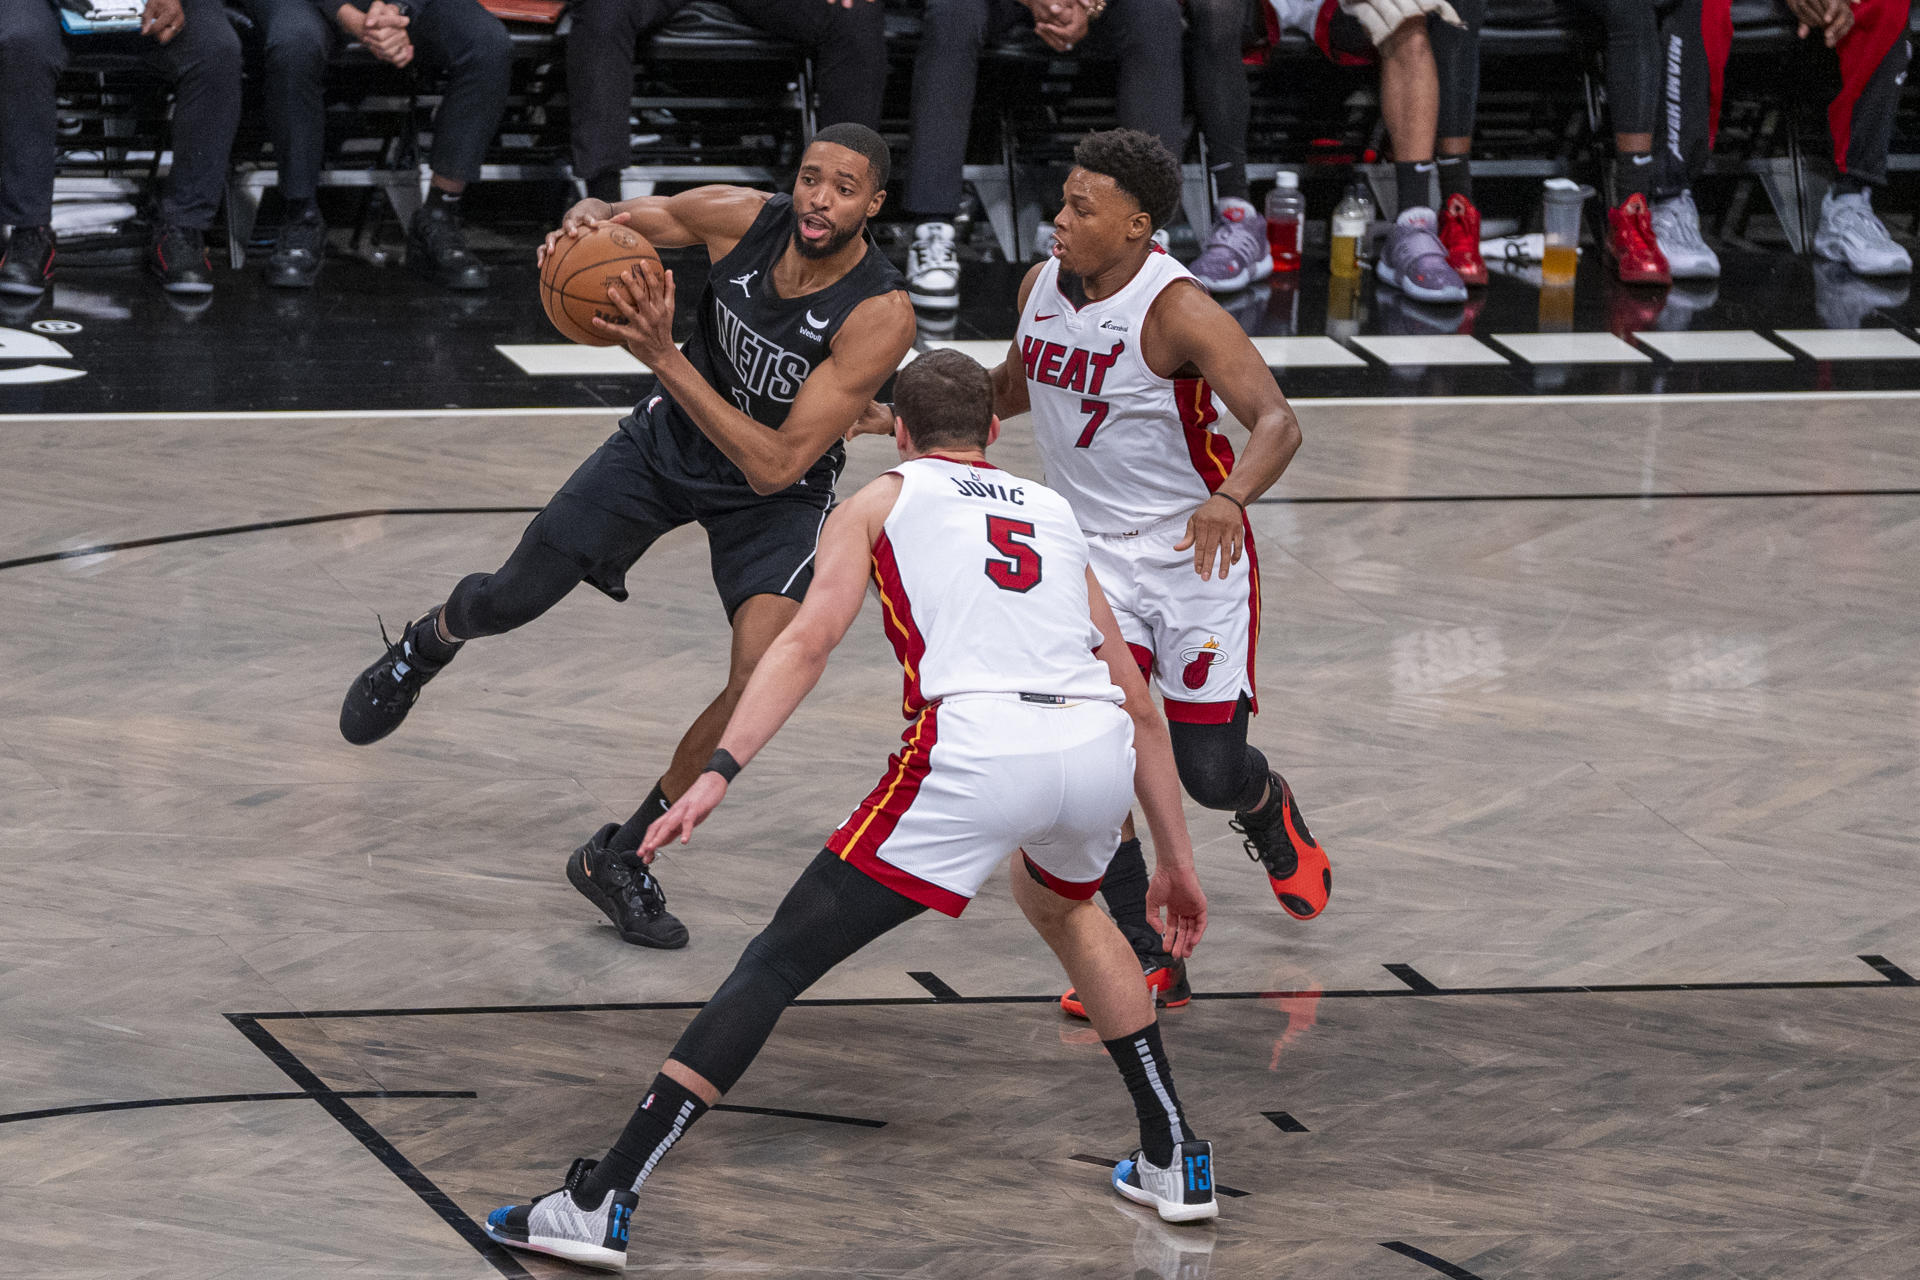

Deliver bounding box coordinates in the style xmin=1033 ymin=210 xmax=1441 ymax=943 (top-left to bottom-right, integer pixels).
xmin=540 ymin=221 xmax=662 ymax=346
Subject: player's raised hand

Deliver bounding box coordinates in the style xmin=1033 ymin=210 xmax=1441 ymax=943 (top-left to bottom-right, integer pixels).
xmin=844 ymin=399 xmax=895 ymax=442
xmin=537 ymin=202 xmax=628 ymax=268
xmin=641 ymin=772 xmax=727 ymax=860
xmin=597 ymin=261 xmax=678 ymax=363
xmin=1146 ymin=864 xmax=1208 ymax=958
xmin=1174 ymin=492 xmax=1245 ymax=581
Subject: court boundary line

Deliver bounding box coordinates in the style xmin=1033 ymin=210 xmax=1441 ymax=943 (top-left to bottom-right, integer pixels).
xmin=217 ymin=954 xmax=1911 ymax=1278
xmin=8 ymin=387 xmax=1920 ymax=424
xmin=0 ymin=1089 xmax=476 ymax=1127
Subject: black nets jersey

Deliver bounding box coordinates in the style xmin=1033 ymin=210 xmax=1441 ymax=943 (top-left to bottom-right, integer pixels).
xmin=625 ymin=193 xmax=905 ymax=493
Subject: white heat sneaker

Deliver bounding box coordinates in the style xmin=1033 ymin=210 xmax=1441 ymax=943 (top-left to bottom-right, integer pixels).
xmin=907 ymin=221 xmax=960 ymax=310
xmin=1112 ymin=1139 xmax=1219 ymax=1223
xmin=1651 ymin=191 xmax=1721 ymax=280
xmin=1813 ymin=189 xmax=1913 ymax=276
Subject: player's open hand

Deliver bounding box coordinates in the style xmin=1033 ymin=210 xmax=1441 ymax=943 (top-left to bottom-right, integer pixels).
xmin=597 ymin=261 xmax=678 ymax=363
xmin=844 ymin=399 xmax=895 ymax=442
xmin=640 ymin=772 xmax=727 ymax=860
xmin=537 ymin=203 xmax=628 ymax=269
xmin=1174 ymin=493 xmax=1245 ymax=581
xmin=1146 ymin=865 xmax=1208 ymax=958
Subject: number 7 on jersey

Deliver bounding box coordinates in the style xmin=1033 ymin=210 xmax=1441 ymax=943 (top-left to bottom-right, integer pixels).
xmin=984 ymin=515 xmax=1043 ymax=592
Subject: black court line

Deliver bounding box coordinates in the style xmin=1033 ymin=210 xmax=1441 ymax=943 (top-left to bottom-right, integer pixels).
xmin=1068 ymin=1153 xmax=1250 ymax=1198
xmin=1381 ymin=1241 xmax=1491 ymax=1279
xmin=712 ymin=1103 xmax=886 ymax=1128
xmin=1263 ymin=1110 xmax=1309 ymax=1133
xmin=1859 ymin=954 xmax=1917 ymax=985
xmin=908 ymin=971 xmax=964 ymax=1001
xmin=225 ymin=1015 xmax=533 ymax=1280
xmin=9 ymin=487 xmax=1920 ymax=573
xmin=0 ymin=1089 xmax=475 ymax=1127
xmin=0 ymin=506 xmax=542 ymax=572
xmin=1384 ymin=963 xmax=1440 ymax=994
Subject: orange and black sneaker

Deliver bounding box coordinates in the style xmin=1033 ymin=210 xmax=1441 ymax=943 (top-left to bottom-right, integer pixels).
xmin=1232 ymin=771 xmax=1331 ymax=920
xmin=1061 ymin=951 xmax=1191 ymax=1020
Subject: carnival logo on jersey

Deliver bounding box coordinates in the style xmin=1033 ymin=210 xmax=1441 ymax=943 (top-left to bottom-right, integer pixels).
xmin=1179 ymin=638 xmax=1228 ymax=690
xmin=713 ymin=297 xmax=812 ymax=404
xmin=1020 ymin=336 xmax=1124 ymax=395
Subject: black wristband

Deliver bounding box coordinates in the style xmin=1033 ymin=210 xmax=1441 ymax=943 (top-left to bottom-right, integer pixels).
xmin=703 ymin=749 xmax=742 ymax=783
xmin=1210 ymin=491 xmax=1247 ymax=513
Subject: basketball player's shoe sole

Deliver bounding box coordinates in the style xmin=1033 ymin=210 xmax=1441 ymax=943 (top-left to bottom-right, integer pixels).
xmin=1232 ymin=772 xmax=1331 ymax=921
xmin=1112 ymin=1140 xmax=1220 ymax=1223
xmin=568 ymin=823 xmax=690 ymax=949
xmin=484 ymin=1157 xmax=637 ymax=1270
xmin=338 ymin=611 xmax=458 ymax=745
xmin=1061 ymin=952 xmax=1190 ymax=1020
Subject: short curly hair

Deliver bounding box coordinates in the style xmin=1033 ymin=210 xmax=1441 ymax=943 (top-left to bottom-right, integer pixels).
xmin=895 ymin=348 xmax=992 ymax=451
xmin=1072 ymin=129 xmax=1182 ymax=231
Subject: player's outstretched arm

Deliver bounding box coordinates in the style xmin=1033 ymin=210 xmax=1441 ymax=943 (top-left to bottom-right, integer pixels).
xmin=1087 ymin=567 xmax=1208 ymax=957
xmin=986 ymin=262 xmax=1050 ymax=420
xmin=641 ymin=477 xmax=900 ymax=856
xmin=1148 ymin=282 xmax=1304 ymax=581
xmin=538 ymin=185 xmax=772 ymax=269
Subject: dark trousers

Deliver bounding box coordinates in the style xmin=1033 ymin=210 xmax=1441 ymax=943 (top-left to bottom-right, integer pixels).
xmin=567 ymin=0 xmax=886 ymax=183
xmin=242 ymin=0 xmax=510 ymax=200
xmin=0 ymin=0 xmax=241 ymax=229
xmin=1186 ymin=0 xmax=1255 ymax=200
xmin=1654 ymin=0 xmax=1912 ymax=192
xmin=1430 ymin=0 xmax=1654 ymax=146
xmin=906 ymin=0 xmax=1185 ymax=218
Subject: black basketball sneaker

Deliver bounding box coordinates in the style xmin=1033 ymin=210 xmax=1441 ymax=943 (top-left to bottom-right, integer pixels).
xmin=1060 ymin=947 xmax=1190 ymax=1020
xmin=338 ymin=611 xmax=460 ymax=745
xmin=485 ymin=1157 xmax=637 ymax=1270
xmin=1231 ymin=771 xmax=1331 ymax=921
xmin=568 ymin=823 xmax=689 ymax=949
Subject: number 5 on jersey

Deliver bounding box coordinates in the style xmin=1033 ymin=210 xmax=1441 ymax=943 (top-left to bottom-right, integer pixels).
xmin=984 ymin=515 xmax=1043 ymax=592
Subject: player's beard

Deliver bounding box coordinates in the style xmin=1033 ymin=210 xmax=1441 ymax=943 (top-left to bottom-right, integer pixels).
xmin=792 ymin=215 xmax=862 ymax=260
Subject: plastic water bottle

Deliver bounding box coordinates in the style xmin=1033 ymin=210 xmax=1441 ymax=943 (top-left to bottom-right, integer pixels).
xmin=1330 ymin=178 xmax=1372 ymax=279
xmin=1264 ymin=171 xmax=1304 ymax=274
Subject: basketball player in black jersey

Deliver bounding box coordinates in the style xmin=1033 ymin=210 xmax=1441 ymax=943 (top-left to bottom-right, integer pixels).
xmin=337 ymin=125 xmax=915 ymax=949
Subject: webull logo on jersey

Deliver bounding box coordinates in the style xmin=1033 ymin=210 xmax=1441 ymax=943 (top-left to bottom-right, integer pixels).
xmin=1020 ymin=336 xmax=1125 ymax=395
xmin=714 ymin=298 xmax=812 ymax=403
xmin=1180 ymin=638 xmax=1228 ymax=690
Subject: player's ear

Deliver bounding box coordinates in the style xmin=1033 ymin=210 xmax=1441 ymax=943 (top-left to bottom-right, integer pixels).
xmin=894 ymin=415 xmax=911 ymax=459
xmin=986 ymin=415 xmax=1001 ymax=449
xmin=865 ymin=185 xmax=887 ymax=220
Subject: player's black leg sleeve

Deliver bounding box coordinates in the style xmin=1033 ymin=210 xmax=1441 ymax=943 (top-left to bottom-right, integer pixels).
xmin=668 ymin=851 xmax=928 ymax=1094
xmin=440 ymin=520 xmax=586 ymax=640
xmin=1098 ymin=838 xmax=1162 ymax=955
xmin=1581 ymin=0 xmax=1660 ymax=137
xmin=1430 ymin=0 xmax=1485 ymax=142
xmin=1167 ymin=696 xmax=1270 ymax=813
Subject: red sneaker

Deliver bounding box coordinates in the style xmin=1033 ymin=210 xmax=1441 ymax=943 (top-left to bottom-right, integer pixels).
xmin=1605 ymin=194 xmax=1672 ymax=285
xmin=1061 ymin=953 xmax=1190 ymax=1020
xmin=1438 ymin=193 xmax=1487 ymax=287
xmin=1232 ymin=772 xmax=1331 ymax=920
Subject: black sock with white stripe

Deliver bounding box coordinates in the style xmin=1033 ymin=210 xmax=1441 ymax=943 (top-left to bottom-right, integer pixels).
xmin=579 ymin=1073 xmax=709 ymax=1205
xmin=1104 ymin=1021 xmax=1196 ymax=1167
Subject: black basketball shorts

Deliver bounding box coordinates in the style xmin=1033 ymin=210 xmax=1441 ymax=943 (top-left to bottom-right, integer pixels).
xmin=527 ymin=404 xmax=837 ymax=620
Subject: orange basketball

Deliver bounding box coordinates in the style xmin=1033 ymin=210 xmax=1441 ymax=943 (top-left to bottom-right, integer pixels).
xmin=539 ymin=222 xmax=662 ymax=347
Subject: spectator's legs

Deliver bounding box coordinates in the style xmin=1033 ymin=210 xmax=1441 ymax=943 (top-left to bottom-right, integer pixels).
xmin=904 ymin=0 xmax=1012 ymax=220
xmin=0 ymin=0 xmax=66 ymax=231
xmin=1828 ymin=0 xmax=1910 ymax=190
xmin=567 ymin=0 xmax=683 ymax=197
xmin=1377 ymin=19 xmax=1440 ymax=210
xmin=1183 ymin=0 xmax=1252 ymax=202
xmin=244 ymin=0 xmax=330 ymax=209
xmin=1084 ymin=0 xmax=1187 ymax=161
xmin=1578 ymin=0 xmax=1659 ymax=198
xmin=409 ymin=0 xmax=512 ymax=192
xmin=1430 ymin=0 xmax=1484 ymax=202
xmin=725 ymin=0 xmax=887 ymax=128
xmin=147 ymin=0 xmax=244 ymax=232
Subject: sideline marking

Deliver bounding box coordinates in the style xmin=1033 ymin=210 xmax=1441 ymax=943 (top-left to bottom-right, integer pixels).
xmin=1381 ymin=1241 xmax=1491 ymax=1279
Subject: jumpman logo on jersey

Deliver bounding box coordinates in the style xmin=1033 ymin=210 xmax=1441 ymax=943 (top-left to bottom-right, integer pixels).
xmin=730 ymin=270 xmax=759 ymax=296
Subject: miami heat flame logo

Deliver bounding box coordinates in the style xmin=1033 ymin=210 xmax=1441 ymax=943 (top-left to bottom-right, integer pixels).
xmin=1179 ymin=638 xmax=1228 ymax=690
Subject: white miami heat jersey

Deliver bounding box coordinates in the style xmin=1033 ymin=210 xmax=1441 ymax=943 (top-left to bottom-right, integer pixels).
xmin=1017 ymin=251 xmax=1237 ymax=535
xmin=871 ymin=456 xmax=1124 ymax=717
